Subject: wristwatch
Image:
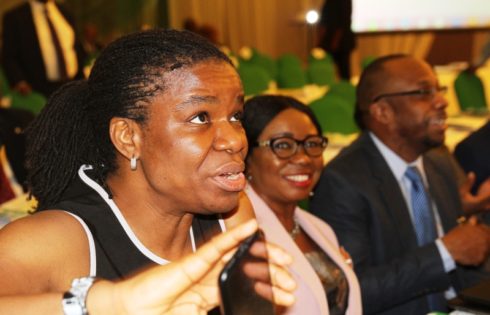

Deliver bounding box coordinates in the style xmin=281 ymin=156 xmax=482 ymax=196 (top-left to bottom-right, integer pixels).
xmin=62 ymin=277 xmax=97 ymax=315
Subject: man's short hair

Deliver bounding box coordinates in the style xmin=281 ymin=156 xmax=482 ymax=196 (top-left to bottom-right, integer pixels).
xmin=354 ymin=54 xmax=408 ymax=129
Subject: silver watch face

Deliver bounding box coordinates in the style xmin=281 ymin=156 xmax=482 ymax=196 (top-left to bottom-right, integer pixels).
xmin=62 ymin=277 xmax=96 ymax=315
xmin=62 ymin=295 xmax=84 ymax=315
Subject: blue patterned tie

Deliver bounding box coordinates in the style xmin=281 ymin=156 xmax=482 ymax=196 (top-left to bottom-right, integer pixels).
xmin=405 ymin=166 xmax=437 ymax=246
xmin=405 ymin=166 xmax=446 ymax=312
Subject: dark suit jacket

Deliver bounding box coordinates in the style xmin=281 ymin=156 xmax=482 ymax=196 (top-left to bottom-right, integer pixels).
xmin=454 ymin=121 xmax=490 ymax=194
xmin=1 ymin=2 xmax=86 ymax=97
xmin=310 ymin=132 xmax=487 ymax=315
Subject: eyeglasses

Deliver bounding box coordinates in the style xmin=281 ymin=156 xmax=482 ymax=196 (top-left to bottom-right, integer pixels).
xmin=372 ymin=86 xmax=448 ymax=103
xmin=256 ymin=135 xmax=328 ymax=159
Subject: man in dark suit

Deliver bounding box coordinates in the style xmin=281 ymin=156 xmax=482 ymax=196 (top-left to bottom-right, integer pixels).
xmin=317 ymin=0 xmax=355 ymax=80
xmin=1 ymin=0 xmax=86 ymax=98
xmin=310 ymin=54 xmax=490 ymax=315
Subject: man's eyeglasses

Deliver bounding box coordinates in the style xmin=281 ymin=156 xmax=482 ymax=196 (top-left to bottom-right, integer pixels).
xmin=372 ymin=86 xmax=448 ymax=103
xmin=256 ymin=135 xmax=328 ymax=159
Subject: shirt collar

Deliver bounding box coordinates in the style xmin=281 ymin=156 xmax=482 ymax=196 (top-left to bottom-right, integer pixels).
xmin=369 ymin=132 xmax=424 ymax=181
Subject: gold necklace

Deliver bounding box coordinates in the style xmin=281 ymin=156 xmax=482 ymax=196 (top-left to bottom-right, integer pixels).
xmin=290 ymin=217 xmax=301 ymax=240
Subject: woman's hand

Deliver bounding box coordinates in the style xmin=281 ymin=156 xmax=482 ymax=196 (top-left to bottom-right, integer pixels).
xmin=88 ymin=219 xmax=296 ymax=315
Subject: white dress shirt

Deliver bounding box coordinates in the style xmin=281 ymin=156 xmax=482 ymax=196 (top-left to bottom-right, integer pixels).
xmin=369 ymin=132 xmax=457 ymax=294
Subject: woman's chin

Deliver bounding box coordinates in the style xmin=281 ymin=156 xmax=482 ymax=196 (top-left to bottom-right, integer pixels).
xmin=201 ymin=194 xmax=241 ymax=215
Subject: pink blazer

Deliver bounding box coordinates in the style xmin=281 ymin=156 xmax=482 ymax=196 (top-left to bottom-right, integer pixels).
xmin=246 ymin=185 xmax=362 ymax=315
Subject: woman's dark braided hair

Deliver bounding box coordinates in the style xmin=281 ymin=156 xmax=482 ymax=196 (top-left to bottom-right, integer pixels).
xmin=26 ymin=29 xmax=233 ymax=211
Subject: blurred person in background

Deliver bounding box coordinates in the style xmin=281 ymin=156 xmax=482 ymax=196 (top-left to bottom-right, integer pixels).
xmin=317 ymin=0 xmax=356 ymax=80
xmin=1 ymin=0 xmax=86 ymax=98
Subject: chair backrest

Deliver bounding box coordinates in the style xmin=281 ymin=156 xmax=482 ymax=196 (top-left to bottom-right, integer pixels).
xmin=276 ymin=54 xmax=306 ymax=89
xmin=8 ymin=91 xmax=46 ymax=115
xmin=306 ymin=62 xmax=336 ymax=86
xmin=239 ymin=48 xmax=278 ymax=81
xmin=237 ymin=63 xmax=271 ymax=96
xmin=454 ymin=71 xmax=488 ymax=113
xmin=277 ymin=66 xmax=306 ymax=89
xmin=309 ymin=93 xmax=359 ymax=135
xmin=277 ymin=53 xmax=303 ymax=69
xmin=327 ymin=80 xmax=356 ymax=107
xmin=250 ymin=52 xmax=278 ymax=81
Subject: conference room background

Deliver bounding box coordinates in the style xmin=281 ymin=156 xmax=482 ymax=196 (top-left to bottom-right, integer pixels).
xmin=1 ymin=0 xmax=490 ymax=77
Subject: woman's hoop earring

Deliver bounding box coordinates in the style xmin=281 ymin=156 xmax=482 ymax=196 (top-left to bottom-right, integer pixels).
xmin=130 ymin=156 xmax=138 ymax=171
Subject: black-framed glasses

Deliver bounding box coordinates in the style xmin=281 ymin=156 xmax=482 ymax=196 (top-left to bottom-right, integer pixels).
xmin=372 ymin=86 xmax=448 ymax=103
xmin=256 ymin=135 xmax=328 ymax=159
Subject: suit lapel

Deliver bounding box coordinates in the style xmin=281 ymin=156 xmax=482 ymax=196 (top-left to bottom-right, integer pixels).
xmin=360 ymin=134 xmax=419 ymax=250
xmin=424 ymin=155 xmax=460 ymax=232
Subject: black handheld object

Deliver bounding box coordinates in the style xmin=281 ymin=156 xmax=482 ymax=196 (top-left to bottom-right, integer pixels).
xmin=218 ymin=229 xmax=275 ymax=315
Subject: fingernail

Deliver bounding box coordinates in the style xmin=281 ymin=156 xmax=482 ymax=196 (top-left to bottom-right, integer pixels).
xmin=281 ymin=292 xmax=296 ymax=306
xmin=278 ymin=271 xmax=296 ymax=290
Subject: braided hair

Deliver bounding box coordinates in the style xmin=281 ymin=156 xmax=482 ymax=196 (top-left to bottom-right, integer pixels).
xmin=26 ymin=29 xmax=233 ymax=210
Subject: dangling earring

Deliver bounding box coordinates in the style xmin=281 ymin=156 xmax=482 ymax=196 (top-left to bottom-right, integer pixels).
xmin=130 ymin=155 xmax=138 ymax=171
xmin=247 ymin=174 xmax=253 ymax=181
xmin=309 ymin=191 xmax=314 ymax=197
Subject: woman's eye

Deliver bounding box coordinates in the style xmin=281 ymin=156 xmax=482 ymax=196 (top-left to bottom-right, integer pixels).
xmin=274 ymin=141 xmax=293 ymax=150
xmin=230 ymin=111 xmax=243 ymax=122
xmin=190 ymin=112 xmax=209 ymax=124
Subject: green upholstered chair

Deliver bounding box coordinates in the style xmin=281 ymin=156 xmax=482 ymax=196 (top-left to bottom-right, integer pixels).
xmin=306 ymin=62 xmax=336 ymax=86
xmin=9 ymin=91 xmax=46 ymax=114
xmin=277 ymin=53 xmax=303 ymax=69
xmin=309 ymin=93 xmax=359 ymax=135
xmin=0 ymin=67 xmax=46 ymax=114
xmin=327 ymin=80 xmax=356 ymax=107
xmin=238 ymin=47 xmax=278 ymax=81
xmin=276 ymin=54 xmax=306 ymax=89
xmin=237 ymin=63 xmax=271 ymax=96
xmin=454 ymin=71 xmax=488 ymax=113
xmin=250 ymin=53 xmax=277 ymax=81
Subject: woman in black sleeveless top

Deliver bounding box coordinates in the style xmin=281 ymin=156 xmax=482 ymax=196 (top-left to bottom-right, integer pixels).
xmin=0 ymin=29 xmax=295 ymax=314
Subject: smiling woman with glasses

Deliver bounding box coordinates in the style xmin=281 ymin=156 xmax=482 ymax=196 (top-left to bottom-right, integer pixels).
xmin=242 ymin=94 xmax=362 ymax=315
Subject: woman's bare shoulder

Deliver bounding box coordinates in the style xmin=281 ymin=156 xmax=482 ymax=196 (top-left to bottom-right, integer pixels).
xmin=0 ymin=210 xmax=91 ymax=294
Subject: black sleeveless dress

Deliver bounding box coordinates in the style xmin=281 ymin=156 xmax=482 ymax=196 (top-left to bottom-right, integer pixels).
xmin=47 ymin=165 xmax=223 ymax=280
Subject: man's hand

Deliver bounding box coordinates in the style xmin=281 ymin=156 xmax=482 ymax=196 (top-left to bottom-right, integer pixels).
xmin=442 ymin=216 xmax=490 ymax=266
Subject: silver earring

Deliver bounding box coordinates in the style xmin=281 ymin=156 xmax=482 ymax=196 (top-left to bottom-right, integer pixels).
xmin=309 ymin=191 xmax=314 ymax=197
xmin=130 ymin=155 xmax=137 ymax=171
xmin=247 ymin=174 xmax=252 ymax=181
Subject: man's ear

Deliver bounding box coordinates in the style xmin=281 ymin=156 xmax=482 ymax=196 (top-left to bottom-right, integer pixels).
xmin=109 ymin=117 xmax=142 ymax=161
xmin=369 ymin=100 xmax=394 ymax=125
